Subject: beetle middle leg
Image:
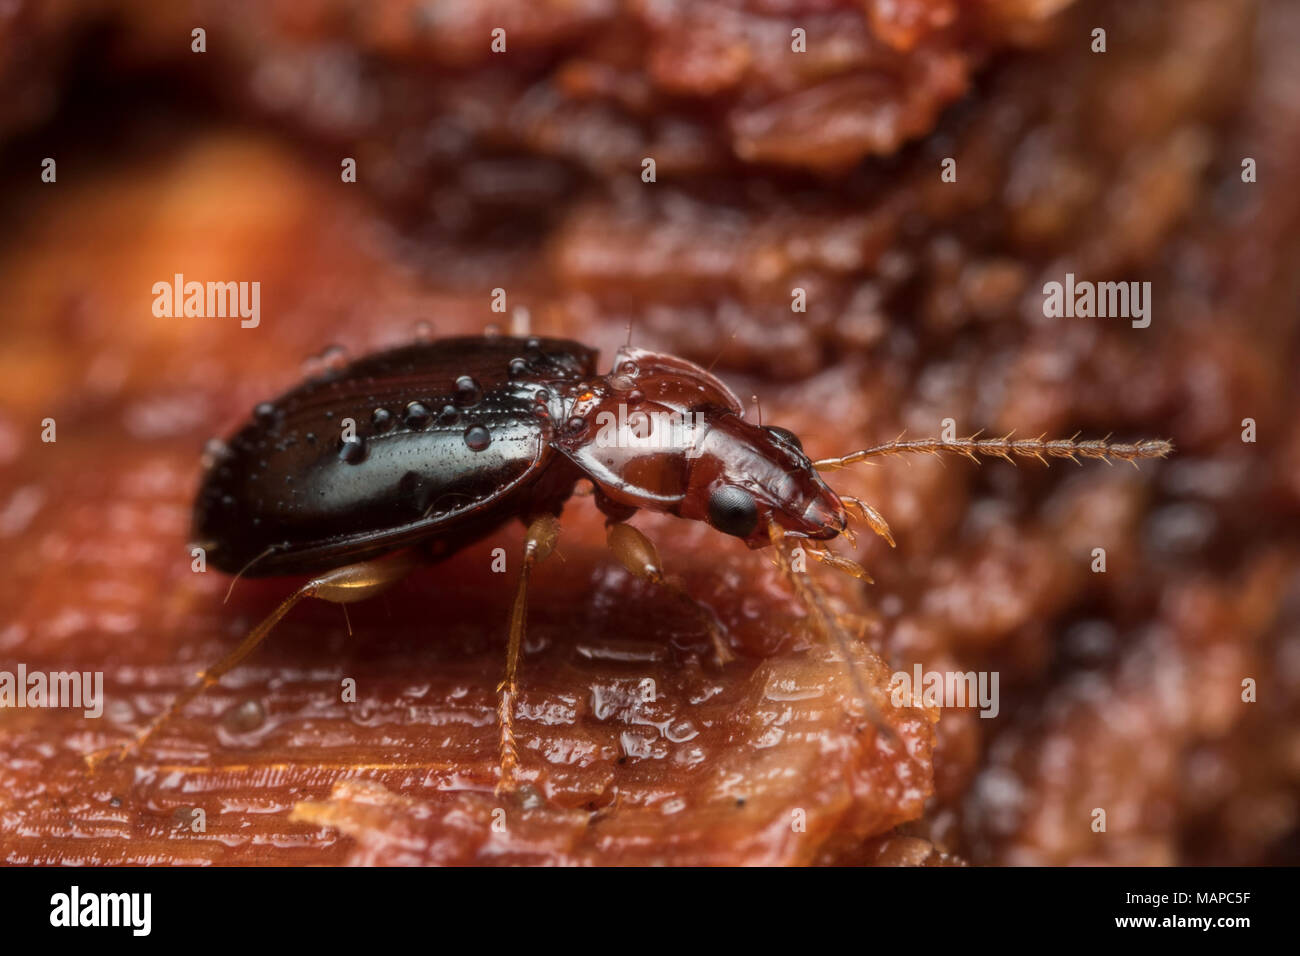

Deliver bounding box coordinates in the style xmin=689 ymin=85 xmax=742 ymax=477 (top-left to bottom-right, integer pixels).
xmin=86 ymin=550 xmax=417 ymax=770
xmin=606 ymin=522 xmax=734 ymax=666
xmin=497 ymin=514 xmax=560 ymax=793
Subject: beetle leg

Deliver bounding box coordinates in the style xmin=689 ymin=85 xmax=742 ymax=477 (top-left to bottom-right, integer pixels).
xmin=85 ymin=550 xmax=416 ymax=771
xmin=606 ymin=523 xmax=734 ymax=666
xmin=497 ymin=514 xmax=560 ymax=794
xmin=766 ymin=524 xmax=897 ymax=742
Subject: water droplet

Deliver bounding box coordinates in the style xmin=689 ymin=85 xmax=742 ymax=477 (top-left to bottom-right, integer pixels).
xmin=413 ymin=321 xmax=434 ymax=343
xmin=338 ymin=437 xmax=367 ymax=464
xmin=534 ymin=389 xmax=551 ymax=403
xmin=371 ymin=407 xmax=394 ymax=431
xmin=253 ymin=402 xmax=277 ymax=424
xmin=305 ymin=432 xmax=317 ymax=444
xmin=627 ymin=389 xmax=645 ymax=405
xmin=201 ymin=439 xmax=229 ymax=469
xmin=665 ymin=718 xmax=699 ymax=743
xmin=618 ymin=361 xmax=639 ymax=377
xmin=526 ymin=337 xmax=541 ymax=351
xmin=508 ymin=357 xmax=529 ymax=377
xmin=222 ymin=698 xmax=266 ymax=733
xmin=565 ymin=416 xmax=588 ymax=436
xmin=404 ymin=401 xmax=432 ymax=428
xmin=437 ymin=404 xmax=459 ymax=425
xmin=454 ymin=375 xmax=483 ymax=407
xmin=320 ymin=344 xmax=349 ymax=371
xmin=464 ymin=425 xmax=491 ymax=452
xmin=302 ymin=344 xmax=349 ymax=378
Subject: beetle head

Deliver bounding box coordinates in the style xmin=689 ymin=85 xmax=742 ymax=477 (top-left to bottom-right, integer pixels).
xmin=676 ymin=413 xmax=847 ymax=548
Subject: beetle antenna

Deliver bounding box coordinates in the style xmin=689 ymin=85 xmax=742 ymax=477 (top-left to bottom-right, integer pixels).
xmin=625 ymin=319 xmax=635 ymax=347
xmin=752 ymin=394 xmax=763 ymax=426
xmin=704 ymin=326 xmax=741 ymax=373
xmin=814 ymin=434 xmax=1174 ymax=472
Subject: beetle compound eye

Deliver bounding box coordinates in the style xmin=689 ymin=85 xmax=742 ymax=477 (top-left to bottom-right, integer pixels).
xmin=707 ymin=486 xmax=759 ymax=538
xmin=764 ymin=425 xmax=803 ymax=451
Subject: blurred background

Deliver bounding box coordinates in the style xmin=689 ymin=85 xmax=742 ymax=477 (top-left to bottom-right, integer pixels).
xmin=0 ymin=0 xmax=1297 ymax=864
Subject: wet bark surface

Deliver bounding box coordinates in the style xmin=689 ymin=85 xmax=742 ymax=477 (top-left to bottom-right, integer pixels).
xmin=0 ymin=0 xmax=1297 ymax=864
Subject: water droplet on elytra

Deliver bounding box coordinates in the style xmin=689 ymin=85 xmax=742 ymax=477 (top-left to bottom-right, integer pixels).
xmin=253 ymin=402 xmax=277 ymax=424
xmin=371 ymin=407 xmax=393 ymax=431
xmin=565 ymin=416 xmax=588 ymax=436
xmin=454 ymin=375 xmax=483 ymax=407
xmin=201 ymin=439 xmax=230 ymax=469
xmin=437 ymin=404 xmax=459 ymax=426
xmin=508 ymin=357 xmax=529 ymax=377
xmin=464 ymin=425 xmax=491 ymax=452
xmin=618 ymin=361 xmax=639 ymax=377
xmin=338 ymin=437 xmax=367 ymax=464
xmin=404 ymin=401 xmax=432 ymax=428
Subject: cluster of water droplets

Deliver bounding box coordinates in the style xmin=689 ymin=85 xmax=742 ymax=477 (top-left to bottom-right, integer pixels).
xmin=339 ymin=367 xmax=501 ymax=464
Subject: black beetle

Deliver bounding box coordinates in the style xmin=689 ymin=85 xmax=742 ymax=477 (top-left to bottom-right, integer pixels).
xmin=91 ymin=333 xmax=1172 ymax=788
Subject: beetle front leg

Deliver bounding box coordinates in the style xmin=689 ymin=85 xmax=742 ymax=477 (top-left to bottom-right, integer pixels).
xmin=606 ymin=523 xmax=734 ymax=666
xmin=85 ymin=550 xmax=417 ymax=772
xmin=497 ymin=514 xmax=560 ymax=794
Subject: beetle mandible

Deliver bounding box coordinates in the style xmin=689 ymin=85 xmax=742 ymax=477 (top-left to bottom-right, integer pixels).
xmin=89 ymin=333 xmax=1172 ymax=788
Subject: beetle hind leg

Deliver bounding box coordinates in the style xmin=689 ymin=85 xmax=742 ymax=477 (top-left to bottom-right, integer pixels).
xmin=85 ymin=550 xmax=416 ymax=772
xmin=497 ymin=515 xmax=560 ymax=794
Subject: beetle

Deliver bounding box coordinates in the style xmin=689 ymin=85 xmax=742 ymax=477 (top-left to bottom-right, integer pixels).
xmin=90 ymin=333 xmax=1172 ymax=788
